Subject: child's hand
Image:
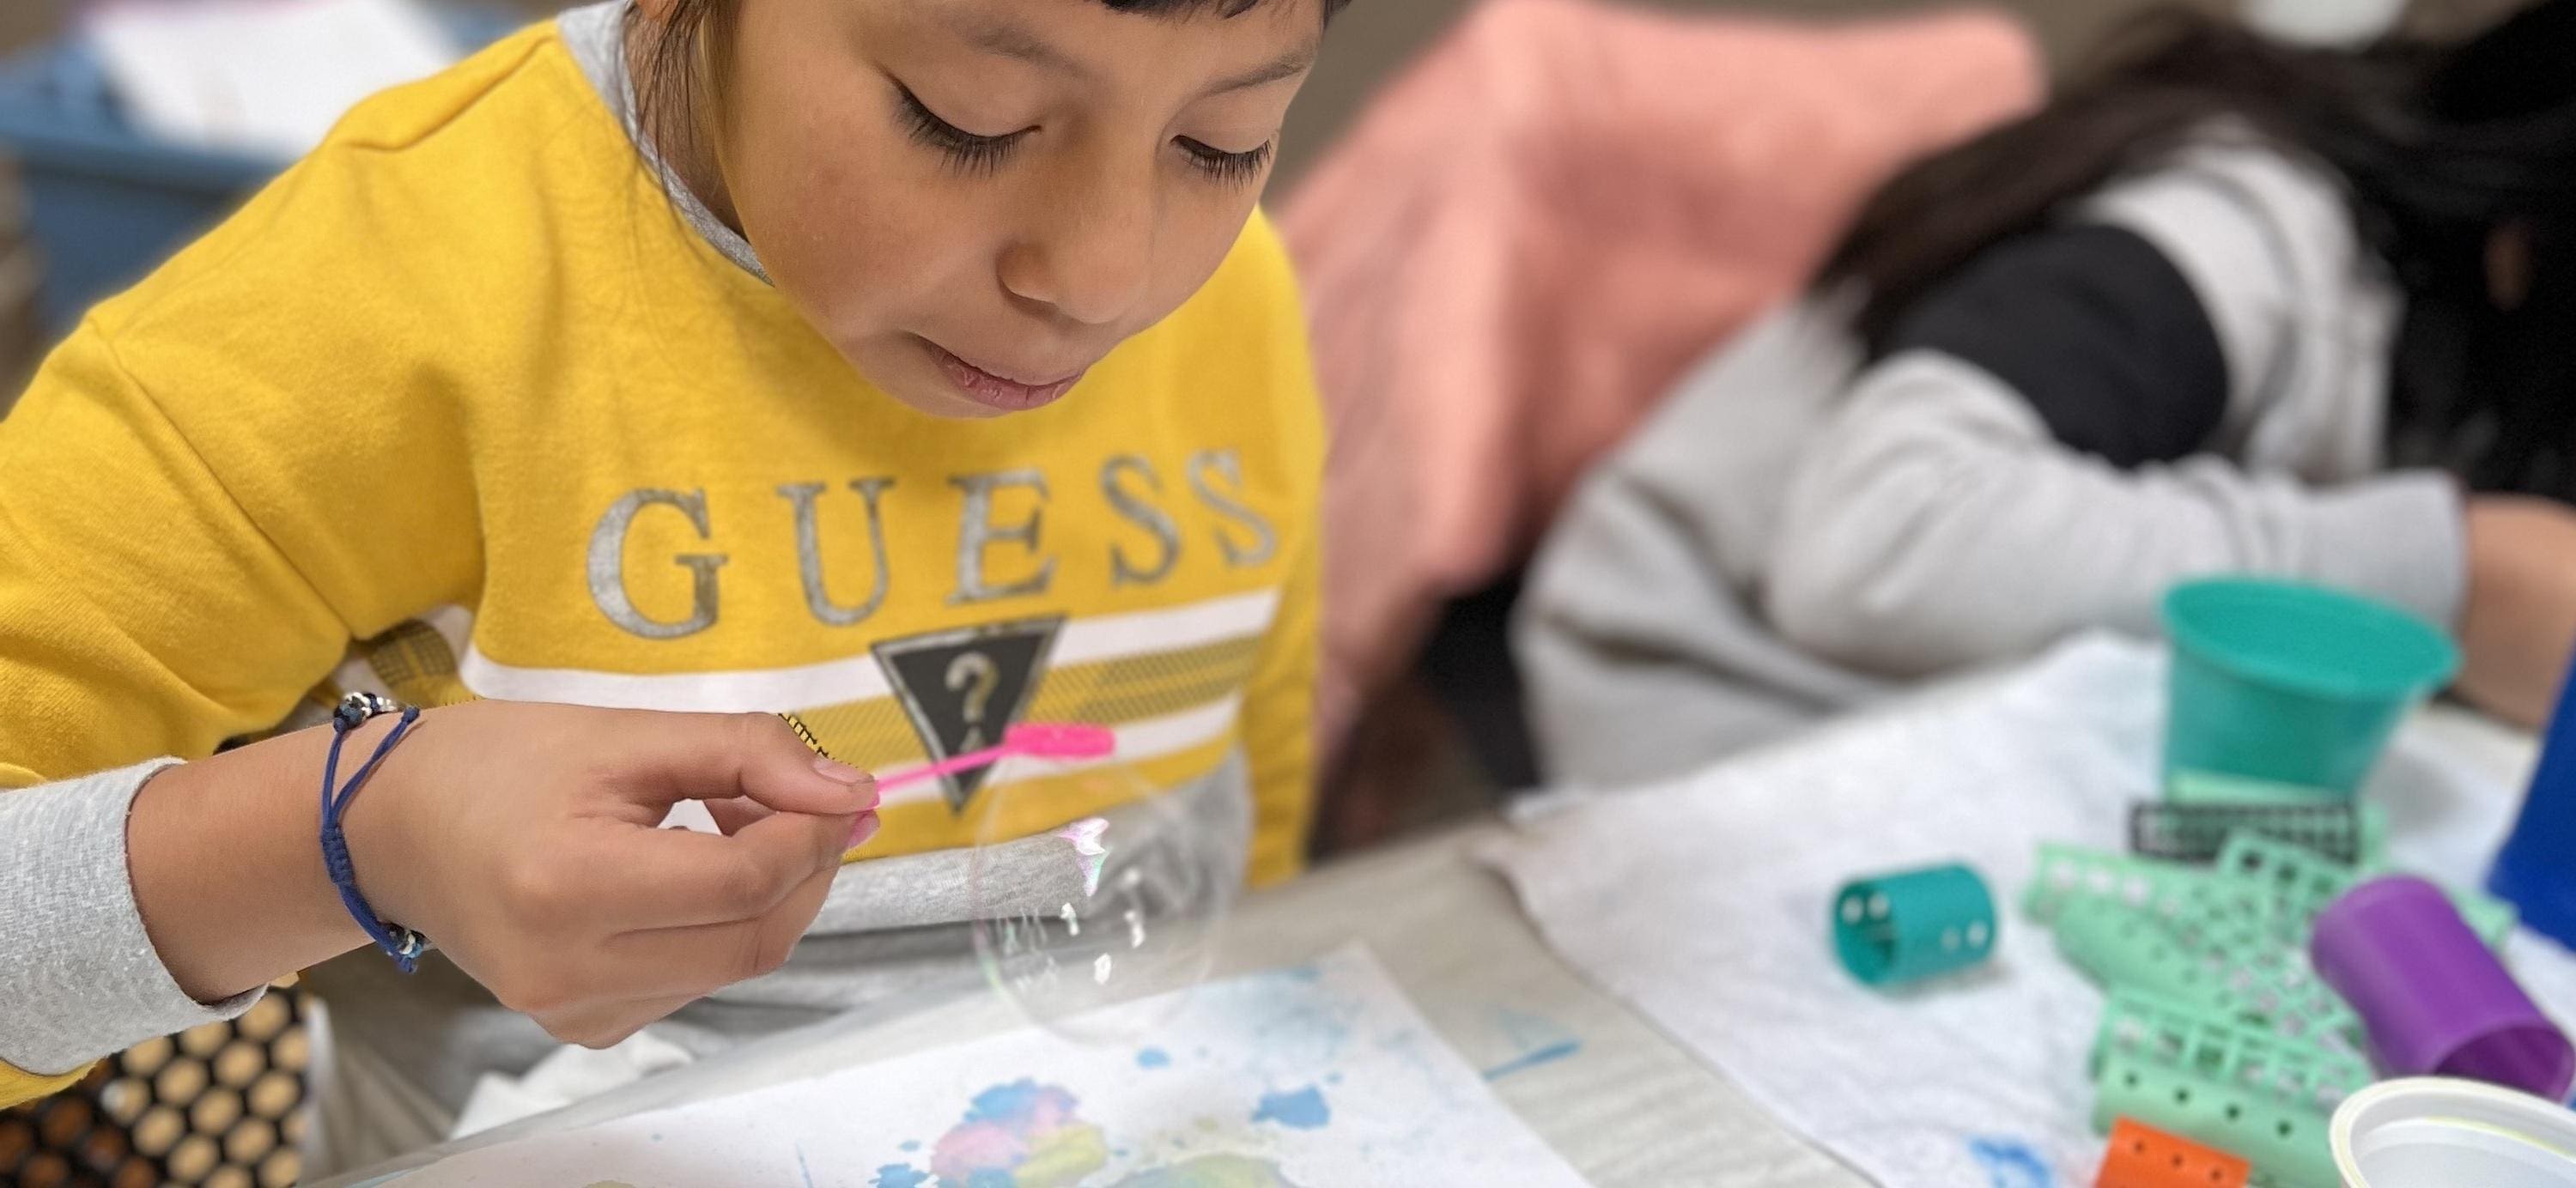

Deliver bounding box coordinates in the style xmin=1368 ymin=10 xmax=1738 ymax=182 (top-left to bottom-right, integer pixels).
xmin=2461 ymin=494 xmax=2576 ymax=729
xmin=340 ymin=702 xmax=877 ymax=1047
xmin=131 ymin=702 xmax=876 ymax=1050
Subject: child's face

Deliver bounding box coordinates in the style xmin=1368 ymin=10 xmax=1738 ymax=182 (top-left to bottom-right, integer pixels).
xmin=703 ymin=0 xmax=1321 ymax=418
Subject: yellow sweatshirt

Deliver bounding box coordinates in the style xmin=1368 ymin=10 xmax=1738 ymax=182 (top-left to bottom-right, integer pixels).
xmin=0 ymin=21 xmax=1321 ymax=1106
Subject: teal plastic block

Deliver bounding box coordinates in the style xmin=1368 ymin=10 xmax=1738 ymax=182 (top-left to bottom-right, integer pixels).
xmin=1832 ymin=864 xmax=1997 ymax=986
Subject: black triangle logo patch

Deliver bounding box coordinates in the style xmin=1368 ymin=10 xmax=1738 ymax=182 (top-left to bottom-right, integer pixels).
xmin=872 ymin=615 xmax=1065 ymax=812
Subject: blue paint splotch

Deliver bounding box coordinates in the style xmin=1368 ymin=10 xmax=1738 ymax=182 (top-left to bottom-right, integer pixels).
xmin=1137 ymin=1047 xmax=1172 ymax=1069
xmin=963 ymin=1079 xmax=1059 ymax=1124
xmin=1250 ymin=1085 xmax=1331 ymax=1130
xmin=1481 ymin=1040 xmax=1582 ymax=1082
xmin=898 ymin=1140 xmax=920 ymax=1153
xmin=871 ymin=1164 xmax=929 ymax=1188
xmin=1967 ymin=1136 xmax=2053 ymax=1188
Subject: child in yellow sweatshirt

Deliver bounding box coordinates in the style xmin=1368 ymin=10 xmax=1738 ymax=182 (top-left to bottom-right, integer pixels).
xmin=0 ymin=0 xmax=1341 ymax=1167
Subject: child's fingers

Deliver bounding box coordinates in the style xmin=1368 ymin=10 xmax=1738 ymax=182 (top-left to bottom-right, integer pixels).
xmin=594 ymin=807 xmax=851 ymax=931
xmin=531 ymin=994 xmax=702 ymax=1051
xmin=618 ymin=712 xmax=878 ymax=818
xmin=701 ymin=795 xmax=772 ymax=836
xmin=582 ymin=864 xmax=839 ymax=1001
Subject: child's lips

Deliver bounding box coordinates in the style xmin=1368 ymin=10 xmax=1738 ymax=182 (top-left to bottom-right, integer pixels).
xmin=922 ymin=340 xmax=1086 ymax=412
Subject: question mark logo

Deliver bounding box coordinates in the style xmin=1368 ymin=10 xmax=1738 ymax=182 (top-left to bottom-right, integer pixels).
xmin=947 ymin=651 xmax=1001 ymax=753
xmin=872 ymin=615 xmax=1066 ymax=812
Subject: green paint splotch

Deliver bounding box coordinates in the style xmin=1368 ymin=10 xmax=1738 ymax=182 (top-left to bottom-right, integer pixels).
xmin=1249 ymin=1087 xmax=1329 ymax=1130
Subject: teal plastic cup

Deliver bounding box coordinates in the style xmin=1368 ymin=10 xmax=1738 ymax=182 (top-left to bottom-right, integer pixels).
xmin=2162 ymin=578 xmax=2460 ymax=800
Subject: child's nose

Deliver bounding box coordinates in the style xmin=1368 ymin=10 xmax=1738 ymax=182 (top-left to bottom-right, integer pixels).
xmin=998 ymin=152 xmax=1157 ymax=329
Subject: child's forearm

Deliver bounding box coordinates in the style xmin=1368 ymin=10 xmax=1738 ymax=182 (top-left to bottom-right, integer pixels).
xmin=34 ymin=699 xmax=874 ymax=1071
xmin=129 ymin=723 xmax=383 ymax=1003
xmin=2460 ymin=496 xmax=2576 ymax=730
xmin=0 ymin=754 xmax=344 ymax=1080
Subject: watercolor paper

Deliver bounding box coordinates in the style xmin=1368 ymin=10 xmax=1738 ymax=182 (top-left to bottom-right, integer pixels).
xmin=384 ymin=944 xmax=1588 ymax=1187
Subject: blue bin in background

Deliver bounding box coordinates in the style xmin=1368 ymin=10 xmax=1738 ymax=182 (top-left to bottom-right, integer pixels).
xmin=0 ymin=8 xmax=517 ymax=334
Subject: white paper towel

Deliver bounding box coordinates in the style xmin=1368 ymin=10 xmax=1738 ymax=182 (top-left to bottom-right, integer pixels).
xmin=1483 ymin=634 xmax=2575 ymax=1185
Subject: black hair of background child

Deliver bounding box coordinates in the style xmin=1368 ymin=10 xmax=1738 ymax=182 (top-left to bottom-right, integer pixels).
xmin=1819 ymin=0 xmax=2576 ymax=503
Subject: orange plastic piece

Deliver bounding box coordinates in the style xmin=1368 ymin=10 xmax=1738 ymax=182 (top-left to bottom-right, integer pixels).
xmin=2094 ymin=1117 xmax=2251 ymax=1188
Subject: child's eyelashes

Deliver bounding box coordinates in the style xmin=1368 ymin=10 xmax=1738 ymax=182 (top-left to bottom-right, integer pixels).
xmin=1176 ymin=137 xmax=1275 ymax=186
xmin=896 ymin=84 xmax=1030 ymax=177
xmin=892 ymin=81 xmax=1272 ymax=187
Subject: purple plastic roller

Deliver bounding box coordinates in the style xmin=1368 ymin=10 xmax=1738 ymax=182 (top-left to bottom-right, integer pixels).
xmin=2311 ymin=876 xmax=2575 ymax=1100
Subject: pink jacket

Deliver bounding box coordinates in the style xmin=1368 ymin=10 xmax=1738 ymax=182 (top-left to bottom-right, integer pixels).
xmin=1282 ymin=0 xmax=2043 ymax=758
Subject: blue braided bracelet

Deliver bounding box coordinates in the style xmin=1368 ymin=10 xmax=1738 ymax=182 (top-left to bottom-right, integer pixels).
xmin=321 ymin=692 xmax=431 ymax=973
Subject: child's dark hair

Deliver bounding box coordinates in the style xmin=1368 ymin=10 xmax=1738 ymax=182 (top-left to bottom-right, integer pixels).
xmin=626 ymin=0 xmax=1352 ymax=201
xmin=1819 ymin=0 xmax=2576 ymax=501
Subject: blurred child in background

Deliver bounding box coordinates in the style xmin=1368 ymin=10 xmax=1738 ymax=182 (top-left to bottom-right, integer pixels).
xmin=1521 ymin=1 xmax=2576 ymax=785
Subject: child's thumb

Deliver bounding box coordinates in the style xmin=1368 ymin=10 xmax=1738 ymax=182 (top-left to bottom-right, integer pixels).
xmin=630 ymin=712 xmax=878 ymax=818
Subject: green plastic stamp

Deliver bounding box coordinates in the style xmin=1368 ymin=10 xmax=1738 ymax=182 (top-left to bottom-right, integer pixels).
xmin=2026 ymin=843 xmax=2206 ymax=929
xmin=2050 ymin=865 xmax=2366 ymax=1053
xmin=2029 ymin=834 xmax=2512 ymax=956
xmin=2038 ymin=833 xmax=2512 ymax=1056
xmin=1831 ymin=863 xmax=1996 ymax=986
xmin=2092 ymin=991 xmax=2371 ymax=1188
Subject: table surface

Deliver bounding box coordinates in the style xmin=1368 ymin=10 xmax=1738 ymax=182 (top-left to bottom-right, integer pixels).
xmin=324 ymin=696 xmax=2542 ymax=1188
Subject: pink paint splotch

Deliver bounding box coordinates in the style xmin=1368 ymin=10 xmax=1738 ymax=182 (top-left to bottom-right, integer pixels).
xmin=930 ymin=1080 xmax=1099 ymax=1185
xmin=890 ymin=1078 xmax=1303 ymax=1188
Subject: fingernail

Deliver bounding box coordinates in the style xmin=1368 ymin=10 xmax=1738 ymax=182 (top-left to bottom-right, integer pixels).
xmin=811 ymin=756 xmax=872 ymax=785
xmin=848 ymin=812 xmax=882 ymax=849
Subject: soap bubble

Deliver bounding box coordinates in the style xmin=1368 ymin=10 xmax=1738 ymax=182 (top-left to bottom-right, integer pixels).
xmin=967 ymin=756 xmax=1232 ymax=1042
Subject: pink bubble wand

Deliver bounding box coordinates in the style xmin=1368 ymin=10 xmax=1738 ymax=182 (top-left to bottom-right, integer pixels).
xmin=867 ymin=723 xmax=1119 ymax=894
xmin=872 ymin=723 xmax=1119 ymax=794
